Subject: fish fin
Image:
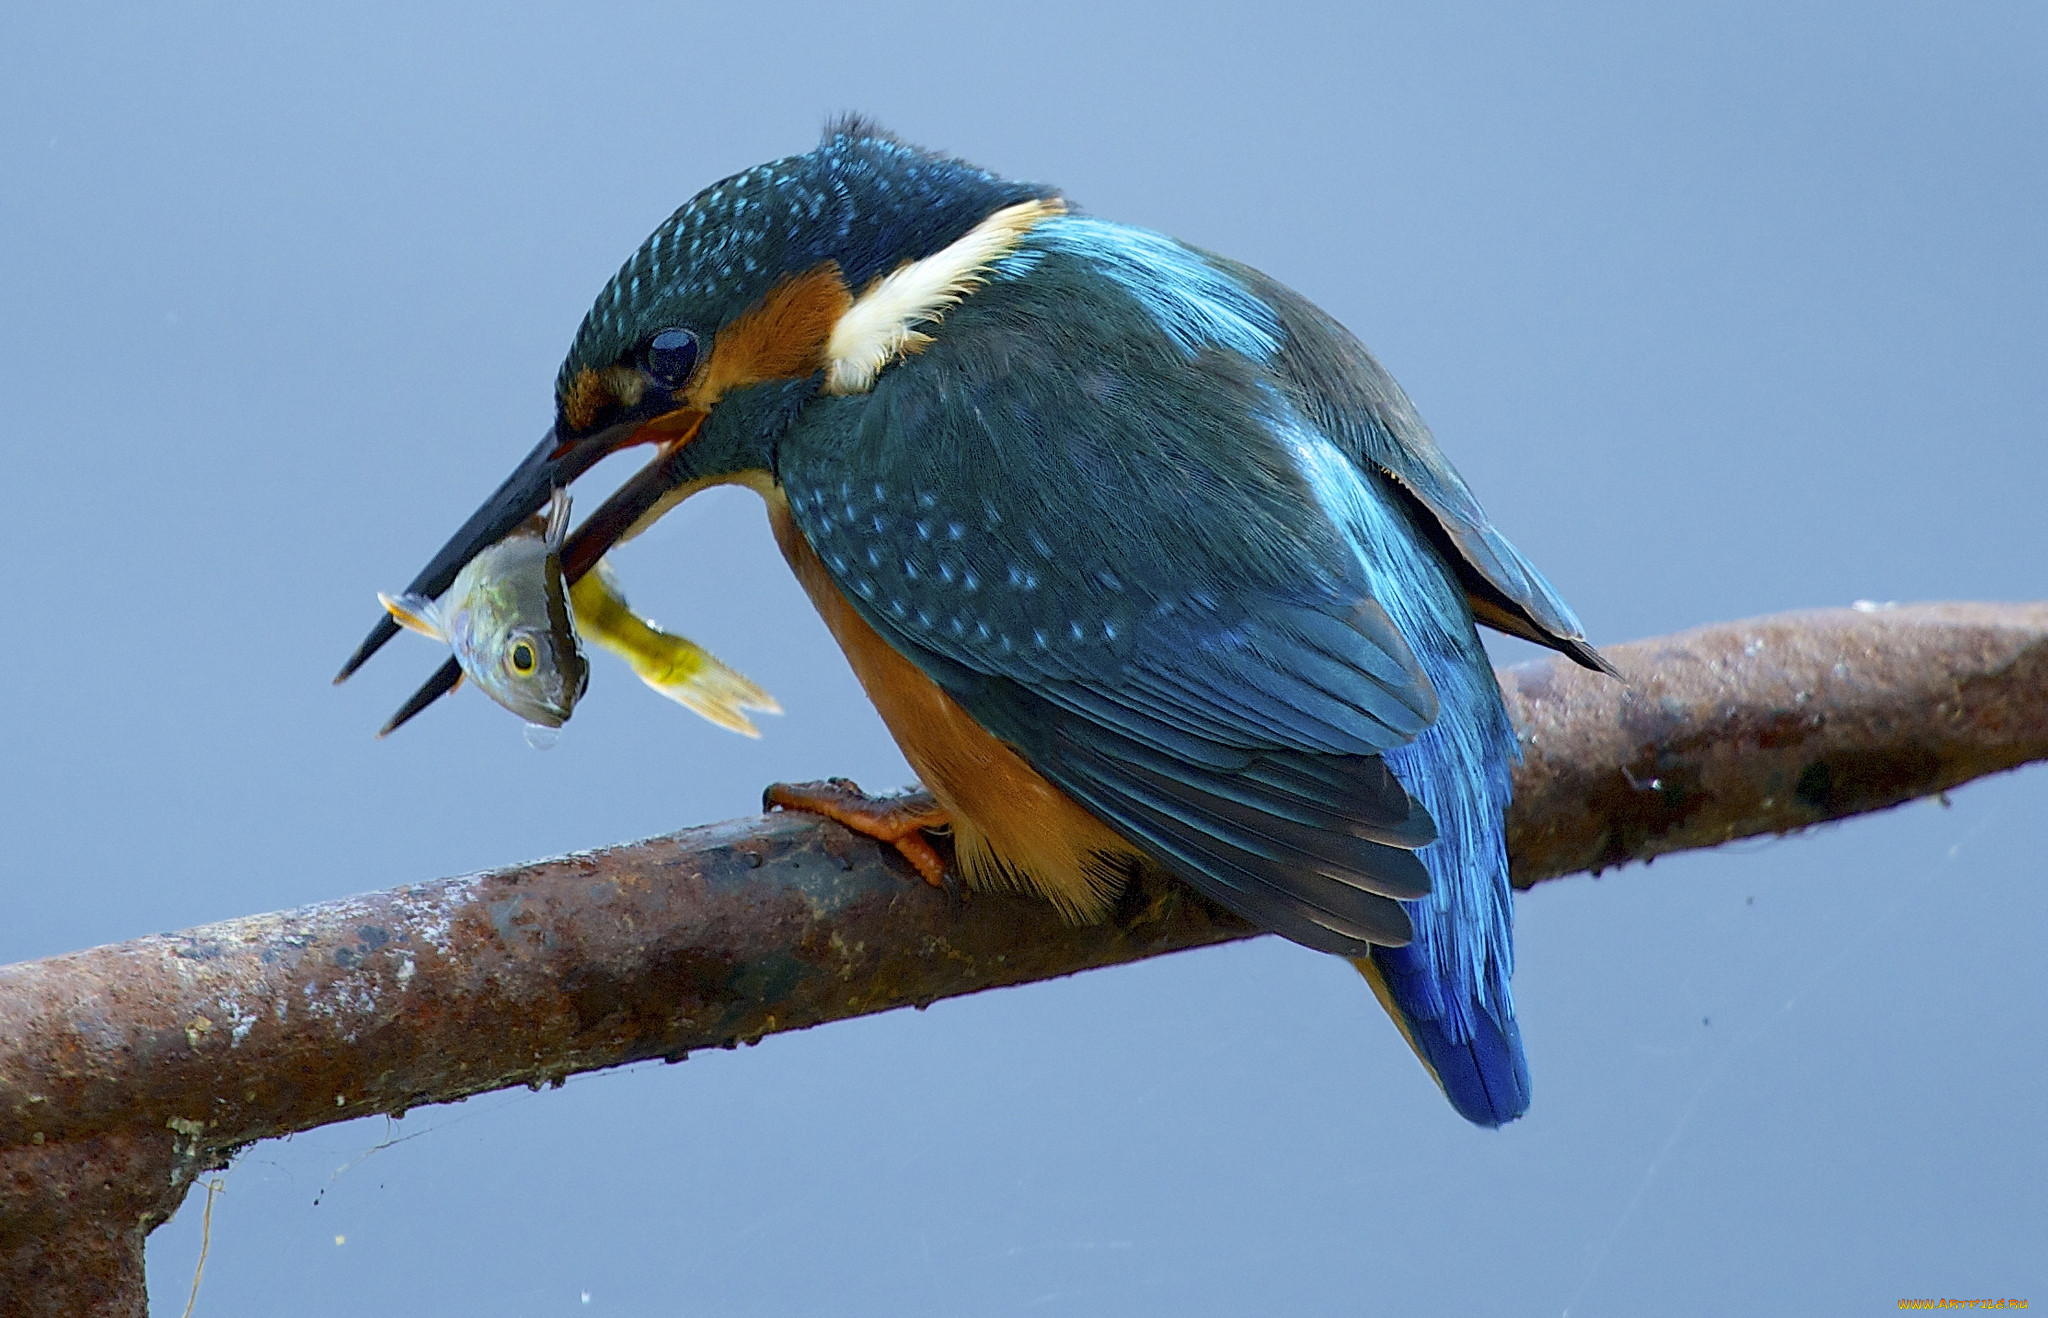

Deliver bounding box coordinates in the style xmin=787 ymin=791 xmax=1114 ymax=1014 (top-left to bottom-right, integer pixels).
xmin=379 ymin=591 xmax=447 ymax=642
xmin=570 ymin=559 xmax=780 ymax=735
xmin=542 ymin=487 xmax=573 ymax=551
xmin=638 ymin=649 xmax=781 ymax=737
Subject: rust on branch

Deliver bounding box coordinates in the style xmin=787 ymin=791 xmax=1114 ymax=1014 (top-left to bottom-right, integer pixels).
xmin=0 ymin=814 xmax=1248 ymax=1160
xmin=1 ymin=602 xmax=2044 ymax=1315
xmin=1503 ymin=602 xmax=2048 ymax=884
xmin=0 ymin=1130 xmax=183 ymax=1318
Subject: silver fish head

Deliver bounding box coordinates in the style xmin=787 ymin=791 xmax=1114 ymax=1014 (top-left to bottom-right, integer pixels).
xmin=381 ymin=490 xmax=589 ymax=730
xmin=445 ymin=537 xmax=589 ymax=727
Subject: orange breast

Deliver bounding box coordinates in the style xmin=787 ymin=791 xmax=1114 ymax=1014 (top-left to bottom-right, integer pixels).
xmin=765 ymin=490 xmax=1136 ymax=921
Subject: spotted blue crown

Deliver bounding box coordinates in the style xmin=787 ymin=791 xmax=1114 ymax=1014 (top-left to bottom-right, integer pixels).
xmin=557 ymin=121 xmax=1056 ymax=401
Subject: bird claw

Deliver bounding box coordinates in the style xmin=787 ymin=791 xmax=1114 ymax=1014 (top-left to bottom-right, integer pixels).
xmin=763 ymin=778 xmax=953 ymax=887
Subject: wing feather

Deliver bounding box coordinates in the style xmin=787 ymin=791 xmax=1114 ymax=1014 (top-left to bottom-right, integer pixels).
xmin=774 ymin=232 xmax=1458 ymax=949
xmin=1215 ymin=255 xmax=1611 ymax=672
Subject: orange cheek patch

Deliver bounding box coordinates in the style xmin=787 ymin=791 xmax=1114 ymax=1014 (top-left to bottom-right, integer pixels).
xmin=688 ymin=263 xmax=854 ymax=409
xmin=560 ymin=367 xmax=611 ymax=434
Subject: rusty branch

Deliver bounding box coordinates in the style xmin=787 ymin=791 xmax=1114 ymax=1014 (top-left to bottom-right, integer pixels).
xmin=3 ymin=602 xmax=2045 ymax=1315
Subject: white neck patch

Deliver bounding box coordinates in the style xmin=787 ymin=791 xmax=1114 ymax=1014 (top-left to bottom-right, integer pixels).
xmin=823 ymin=197 xmax=1064 ymax=395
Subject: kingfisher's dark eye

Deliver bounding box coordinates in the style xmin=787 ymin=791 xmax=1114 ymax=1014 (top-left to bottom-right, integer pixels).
xmin=644 ymin=328 xmax=700 ymax=389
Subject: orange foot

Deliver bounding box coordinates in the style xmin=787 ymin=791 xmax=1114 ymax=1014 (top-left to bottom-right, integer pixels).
xmin=763 ymin=778 xmax=953 ymax=887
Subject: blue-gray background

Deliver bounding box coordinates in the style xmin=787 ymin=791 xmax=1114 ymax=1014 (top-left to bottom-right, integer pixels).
xmin=3 ymin=2 xmax=2043 ymax=1313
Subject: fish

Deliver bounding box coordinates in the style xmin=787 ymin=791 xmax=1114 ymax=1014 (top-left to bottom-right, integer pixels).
xmin=570 ymin=559 xmax=781 ymax=737
xmin=379 ymin=490 xmax=778 ymax=739
xmin=380 ymin=488 xmax=589 ymax=732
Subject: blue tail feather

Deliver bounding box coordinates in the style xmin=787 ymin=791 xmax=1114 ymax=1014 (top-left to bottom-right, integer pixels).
xmin=1281 ymin=426 xmax=1529 ymax=1124
xmin=1360 ymin=946 xmax=1530 ymax=1126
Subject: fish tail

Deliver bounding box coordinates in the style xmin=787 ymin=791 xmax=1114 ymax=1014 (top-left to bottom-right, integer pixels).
xmin=569 ymin=563 xmax=780 ymax=735
xmin=642 ymin=646 xmax=782 ymax=737
xmin=1353 ymin=950 xmax=1529 ymax=1127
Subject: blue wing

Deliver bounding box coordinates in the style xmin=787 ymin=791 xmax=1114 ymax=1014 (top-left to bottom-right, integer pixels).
xmin=780 ymin=216 xmax=1549 ymax=1119
xmin=1211 ymin=253 xmax=1609 ymax=673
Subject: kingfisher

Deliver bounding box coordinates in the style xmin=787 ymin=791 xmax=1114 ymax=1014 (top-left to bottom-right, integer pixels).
xmin=338 ymin=119 xmax=1611 ymax=1126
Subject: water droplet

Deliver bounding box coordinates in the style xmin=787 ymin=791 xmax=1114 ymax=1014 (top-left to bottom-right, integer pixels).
xmin=524 ymin=724 xmax=562 ymax=751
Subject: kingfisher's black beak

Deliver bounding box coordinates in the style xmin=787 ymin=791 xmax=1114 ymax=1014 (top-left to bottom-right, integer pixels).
xmin=339 ymin=411 xmax=708 ymax=735
xmin=336 ymin=425 xmax=563 ymax=686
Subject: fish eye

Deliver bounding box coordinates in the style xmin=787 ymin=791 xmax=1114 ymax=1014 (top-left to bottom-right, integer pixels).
xmin=644 ymin=328 xmax=700 ymax=389
xmin=510 ymin=641 xmax=537 ymax=674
